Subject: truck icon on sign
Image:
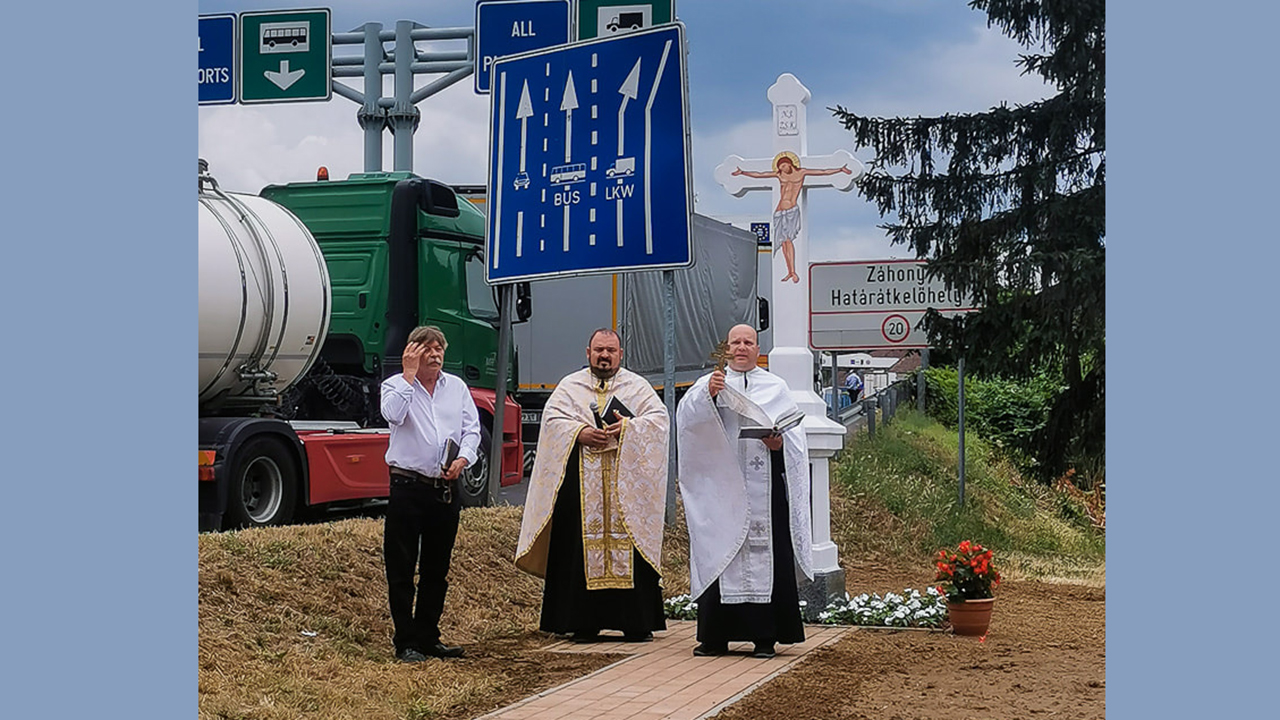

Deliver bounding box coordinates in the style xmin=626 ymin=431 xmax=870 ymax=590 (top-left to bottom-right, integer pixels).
xmin=606 ymin=12 xmax=645 ymax=33
xmin=605 ymin=157 xmax=636 ymax=179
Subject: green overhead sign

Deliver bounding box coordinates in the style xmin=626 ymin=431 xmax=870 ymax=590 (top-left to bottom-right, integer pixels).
xmin=239 ymin=9 xmax=331 ymax=104
xmin=576 ymin=0 xmax=674 ymax=40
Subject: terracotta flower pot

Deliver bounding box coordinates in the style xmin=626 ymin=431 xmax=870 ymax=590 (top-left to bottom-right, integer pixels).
xmin=947 ymin=597 xmax=995 ymax=636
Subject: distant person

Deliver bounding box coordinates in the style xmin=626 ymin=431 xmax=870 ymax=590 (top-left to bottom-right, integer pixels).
xmin=733 ymin=152 xmax=852 ymax=284
xmin=380 ymin=326 xmax=480 ymax=662
xmin=676 ymin=324 xmax=812 ymax=659
xmin=844 ymin=371 xmax=863 ymax=405
xmin=515 ymin=329 xmax=670 ymax=642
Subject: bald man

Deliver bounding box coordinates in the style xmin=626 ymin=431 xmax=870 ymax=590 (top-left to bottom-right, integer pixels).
xmin=675 ymin=324 xmax=812 ymax=659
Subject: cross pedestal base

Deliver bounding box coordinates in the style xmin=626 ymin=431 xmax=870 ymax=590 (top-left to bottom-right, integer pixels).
xmin=798 ymin=568 xmax=847 ymax=622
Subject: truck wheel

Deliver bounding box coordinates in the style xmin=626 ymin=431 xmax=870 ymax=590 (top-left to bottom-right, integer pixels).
xmin=459 ymin=424 xmax=492 ymax=508
xmin=226 ymin=436 xmax=298 ymax=528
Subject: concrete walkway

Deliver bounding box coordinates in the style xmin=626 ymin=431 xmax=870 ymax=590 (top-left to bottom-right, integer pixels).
xmin=476 ymin=620 xmax=850 ymax=720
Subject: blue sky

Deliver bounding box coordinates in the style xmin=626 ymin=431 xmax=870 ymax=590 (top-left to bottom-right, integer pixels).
xmin=198 ymin=0 xmax=1053 ymax=262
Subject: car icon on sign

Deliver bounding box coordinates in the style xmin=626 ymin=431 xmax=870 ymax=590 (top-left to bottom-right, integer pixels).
xmin=513 ymin=171 xmax=530 ymax=190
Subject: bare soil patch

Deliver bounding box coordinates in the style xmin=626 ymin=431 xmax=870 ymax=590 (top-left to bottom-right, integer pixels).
xmin=713 ymin=566 xmax=1105 ymax=720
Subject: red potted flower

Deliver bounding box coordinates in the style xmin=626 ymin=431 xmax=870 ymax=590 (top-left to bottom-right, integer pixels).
xmin=934 ymin=540 xmax=1002 ymax=636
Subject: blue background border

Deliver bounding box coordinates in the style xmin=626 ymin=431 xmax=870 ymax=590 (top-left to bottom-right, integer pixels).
xmin=5 ymin=2 xmax=190 ymax=717
xmin=1110 ymin=2 xmax=1278 ymax=716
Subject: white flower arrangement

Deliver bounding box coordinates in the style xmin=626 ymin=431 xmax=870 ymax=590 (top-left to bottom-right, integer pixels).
xmin=663 ymin=586 xmax=948 ymax=629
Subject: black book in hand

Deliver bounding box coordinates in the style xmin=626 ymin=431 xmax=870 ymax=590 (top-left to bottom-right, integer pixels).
xmin=590 ymin=396 xmax=634 ymax=429
xmin=601 ymin=395 xmax=634 ymax=425
xmin=441 ymin=439 xmax=460 ymax=473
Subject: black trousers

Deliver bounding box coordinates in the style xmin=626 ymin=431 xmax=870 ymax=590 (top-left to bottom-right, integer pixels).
xmin=540 ymin=448 xmax=666 ymax=636
xmin=384 ymin=477 xmax=460 ymax=653
xmin=695 ymin=449 xmax=805 ymax=646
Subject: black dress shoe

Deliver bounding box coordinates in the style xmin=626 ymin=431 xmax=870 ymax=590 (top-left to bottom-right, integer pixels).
xmin=425 ymin=642 xmax=465 ymax=658
xmin=693 ymin=642 xmax=727 ymax=656
xmin=395 ymin=648 xmax=429 ymax=663
xmin=751 ymin=642 xmax=776 ymax=659
xmin=623 ymin=631 xmax=653 ymax=643
xmin=572 ymin=631 xmax=600 ymax=644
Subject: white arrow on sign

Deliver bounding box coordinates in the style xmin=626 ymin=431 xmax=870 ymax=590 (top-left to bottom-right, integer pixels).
xmin=515 ymin=80 xmax=533 ymax=259
xmin=517 ymin=80 xmax=533 ymax=173
xmin=561 ymin=71 xmax=579 ymax=252
xmin=643 ymin=40 xmax=673 ymax=254
xmin=615 ymin=59 xmax=641 ymax=248
xmin=265 ymin=60 xmax=305 ymax=90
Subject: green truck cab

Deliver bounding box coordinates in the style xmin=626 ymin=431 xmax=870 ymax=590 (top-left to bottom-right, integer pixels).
xmin=262 ymin=172 xmax=504 ymax=391
xmin=259 ymin=172 xmax=522 ymax=505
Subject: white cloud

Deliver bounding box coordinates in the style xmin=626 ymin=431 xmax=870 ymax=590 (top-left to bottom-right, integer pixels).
xmin=843 ymin=22 xmax=1053 ymax=118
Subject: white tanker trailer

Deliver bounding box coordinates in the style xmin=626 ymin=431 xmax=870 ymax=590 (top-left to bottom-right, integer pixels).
xmin=198 ymin=161 xmax=331 ymax=411
xmin=198 ymin=160 xmax=392 ymax=530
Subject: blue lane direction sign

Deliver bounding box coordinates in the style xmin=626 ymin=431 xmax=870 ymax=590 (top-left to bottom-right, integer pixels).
xmin=485 ymin=23 xmax=692 ymax=283
xmin=475 ymin=0 xmax=571 ymax=95
xmin=199 ymin=14 xmax=236 ymax=105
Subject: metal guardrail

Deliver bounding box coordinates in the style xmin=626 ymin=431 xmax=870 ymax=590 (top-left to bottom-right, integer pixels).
xmin=829 ymin=378 xmax=916 ymax=437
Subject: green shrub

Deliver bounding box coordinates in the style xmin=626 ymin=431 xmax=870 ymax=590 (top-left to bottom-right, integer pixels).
xmin=917 ymin=367 xmax=1060 ymax=480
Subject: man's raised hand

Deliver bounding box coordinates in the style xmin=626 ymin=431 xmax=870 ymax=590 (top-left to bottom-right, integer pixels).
xmin=402 ymin=342 xmax=423 ymax=383
xmin=708 ymin=368 xmax=726 ymax=398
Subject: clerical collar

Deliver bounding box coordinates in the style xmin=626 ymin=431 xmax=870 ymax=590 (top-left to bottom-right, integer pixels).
xmin=726 ymin=367 xmax=753 ymax=388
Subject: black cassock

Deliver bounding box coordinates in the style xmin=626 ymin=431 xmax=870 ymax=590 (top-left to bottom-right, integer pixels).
xmin=694 ymin=448 xmax=805 ymax=645
xmin=539 ymin=447 xmax=667 ymax=636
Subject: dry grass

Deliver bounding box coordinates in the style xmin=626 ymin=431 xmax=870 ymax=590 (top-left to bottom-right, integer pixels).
xmin=198 ymin=510 xmax=620 ymax=720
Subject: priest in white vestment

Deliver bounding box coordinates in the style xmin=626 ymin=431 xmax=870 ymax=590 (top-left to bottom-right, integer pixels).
xmin=676 ymin=324 xmax=812 ymax=658
xmin=516 ymin=329 xmax=670 ymax=642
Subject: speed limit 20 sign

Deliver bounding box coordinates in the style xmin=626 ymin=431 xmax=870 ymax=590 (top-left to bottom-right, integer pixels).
xmin=808 ymin=259 xmax=980 ymax=351
xmin=881 ymin=314 xmax=911 ymax=344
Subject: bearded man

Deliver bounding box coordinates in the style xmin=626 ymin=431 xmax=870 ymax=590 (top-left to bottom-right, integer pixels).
xmin=516 ymin=328 xmax=670 ymax=642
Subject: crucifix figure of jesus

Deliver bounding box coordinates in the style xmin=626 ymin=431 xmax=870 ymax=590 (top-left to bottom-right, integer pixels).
xmin=731 ymin=152 xmax=853 ymax=283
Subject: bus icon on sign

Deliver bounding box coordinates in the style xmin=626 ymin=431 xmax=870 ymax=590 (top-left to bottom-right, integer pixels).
xmin=261 ymin=22 xmax=309 ymax=53
xmin=550 ymin=163 xmax=586 ymax=184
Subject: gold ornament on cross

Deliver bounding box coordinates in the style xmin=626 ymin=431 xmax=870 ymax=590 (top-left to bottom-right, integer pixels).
xmin=709 ymin=340 xmax=731 ymax=373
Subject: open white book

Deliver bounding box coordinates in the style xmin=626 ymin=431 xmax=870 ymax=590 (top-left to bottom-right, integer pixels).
xmin=716 ymin=384 xmax=806 ymax=439
xmin=739 ymin=407 xmax=805 ymax=439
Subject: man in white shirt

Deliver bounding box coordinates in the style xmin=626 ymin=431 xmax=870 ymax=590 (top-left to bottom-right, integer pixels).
xmin=380 ymin=325 xmax=481 ymax=662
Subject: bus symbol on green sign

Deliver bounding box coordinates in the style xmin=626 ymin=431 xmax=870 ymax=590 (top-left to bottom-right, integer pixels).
xmin=239 ymin=9 xmax=331 ymax=104
xmin=261 ymin=22 xmax=309 ymax=53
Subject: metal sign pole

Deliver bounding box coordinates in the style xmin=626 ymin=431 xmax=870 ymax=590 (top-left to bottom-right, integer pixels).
xmin=488 ymin=284 xmax=513 ymax=506
xmin=957 ymin=351 xmax=966 ymax=507
xmin=663 ymin=269 xmax=677 ymax=525
xmin=828 ymin=352 xmax=837 ymax=418
xmin=918 ymin=347 xmax=929 ymax=413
